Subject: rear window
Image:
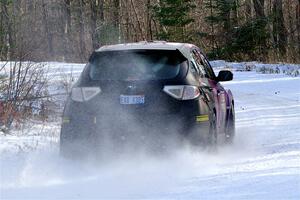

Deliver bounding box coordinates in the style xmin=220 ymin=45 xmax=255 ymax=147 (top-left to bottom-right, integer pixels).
xmin=89 ymin=50 xmax=186 ymax=81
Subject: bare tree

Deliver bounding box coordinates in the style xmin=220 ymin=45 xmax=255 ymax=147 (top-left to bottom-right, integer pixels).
xmin=0 ymin=61 xmax=49 ymax=130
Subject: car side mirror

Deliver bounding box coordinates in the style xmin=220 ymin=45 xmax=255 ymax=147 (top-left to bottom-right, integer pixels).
xmin=217 ymin=70 xmax=233 ymax=82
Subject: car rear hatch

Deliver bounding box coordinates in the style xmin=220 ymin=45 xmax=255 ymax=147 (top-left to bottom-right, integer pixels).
xmin=73 ymin=49 xmax=188 ymax=116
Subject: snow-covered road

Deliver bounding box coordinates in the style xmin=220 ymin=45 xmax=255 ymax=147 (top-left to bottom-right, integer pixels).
xmin=1 ymin=70 xmax=300 ymax=199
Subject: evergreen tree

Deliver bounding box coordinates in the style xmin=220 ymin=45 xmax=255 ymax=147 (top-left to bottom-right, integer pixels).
xmin=229 ymin=19 xmax=270 ymax=60
xmin=152 ymin=0 xmax=195 ymax=41
xmin=202 ymin=0 xmax=238 ymax=59
xmin=203 ymin=0 xmax=270 ymax=61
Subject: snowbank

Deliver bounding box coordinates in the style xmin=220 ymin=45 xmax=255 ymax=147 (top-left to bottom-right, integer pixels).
xmin=210 ymin=60 xmax=300 ymax=77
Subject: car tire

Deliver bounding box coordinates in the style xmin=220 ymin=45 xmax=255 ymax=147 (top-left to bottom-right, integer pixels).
xmin=187 ymin=111 xmax=217 ymax=150
xmin=225 ymin=104 xmax=235 ymax=144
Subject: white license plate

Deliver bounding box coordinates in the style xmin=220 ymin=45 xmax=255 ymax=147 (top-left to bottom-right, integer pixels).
xmin=120 ymin=95 xmax=145 ymax=105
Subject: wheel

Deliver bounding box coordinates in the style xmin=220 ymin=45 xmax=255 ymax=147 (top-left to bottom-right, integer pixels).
xmin=186 ymin=111 xmax=217 ymax=149
xmin=225 ymin=104 xmax=235 ymax=144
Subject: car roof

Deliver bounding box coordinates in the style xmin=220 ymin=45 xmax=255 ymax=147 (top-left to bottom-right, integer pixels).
xmin=95 ymin=41 xmax=195 ymax=60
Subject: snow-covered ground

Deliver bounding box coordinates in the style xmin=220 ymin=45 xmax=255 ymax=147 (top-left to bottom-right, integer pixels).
xmin=0 ymin=62 xmax=300 ymax=199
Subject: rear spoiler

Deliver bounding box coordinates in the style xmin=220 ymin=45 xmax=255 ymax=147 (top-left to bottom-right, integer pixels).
xmin=88 ymin=49 xmax=187 ymax=63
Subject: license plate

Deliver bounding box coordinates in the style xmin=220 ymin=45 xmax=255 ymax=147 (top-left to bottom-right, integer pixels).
xmin=120 ymin=95 xmax=145 ymax=105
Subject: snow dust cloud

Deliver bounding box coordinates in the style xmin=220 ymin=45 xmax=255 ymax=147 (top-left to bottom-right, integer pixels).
xmin=0 ymin=130 xmax=256 ymax=199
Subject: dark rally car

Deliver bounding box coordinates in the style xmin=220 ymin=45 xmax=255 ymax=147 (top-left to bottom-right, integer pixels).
xmin=60 ymin=41 xmax=235 ymax=157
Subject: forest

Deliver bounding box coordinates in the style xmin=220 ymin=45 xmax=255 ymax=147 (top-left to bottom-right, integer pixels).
xmin=0 ymin=0 xmax=299 ymax=63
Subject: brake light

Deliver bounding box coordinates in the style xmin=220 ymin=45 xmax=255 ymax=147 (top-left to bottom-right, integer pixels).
xmin=163 ymin=85 xmax=200 ymax=100
xmin=71 ymin=87 xmax=101 ymax=102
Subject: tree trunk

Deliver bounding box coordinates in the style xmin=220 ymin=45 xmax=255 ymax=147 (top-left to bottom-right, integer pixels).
xmin=62 ymin=0 xmax=72 ymax=61
xmin=90 ymin=0 xmax=98 ymax=49
xmin=78 ymin=0 xmax=86 ymax=61
xmin=130 ymin=0 xmax=144 ymax=41
xmin=64 ymin=0 xmax=72 ymax=35
xmin=232 ymin=0 xmax=239 ymax=26
xmin=0 ymin=2 xmax=4 ymax=59
xmin=209 ymin=0 xmax=216 ymax=54
xmin=146 ymin=0 xmax=153 ymax=40
xmin=253 ymin=0 xmax=268 ymax=60
xmin=1 ymin=1 xmax=14 ymax=60
xmin=89 ymin=0 xmax=104 ymax=49
xmin=245 ymin=0 xmax=252 ymax=21
xmin=253 ymin=0 xmax=265 ymax=18
xmin=99 ymin=0 xmax=104 ymax=20
xmin=297 ymin=0 xmax=300 ymax=56
xmin=41 ymin=0 xmax=54 ymax=59
xmin=272 ymin=0 xmax=287 ymax=56
xmin=113 ymin=0 xmax=121 ymax=42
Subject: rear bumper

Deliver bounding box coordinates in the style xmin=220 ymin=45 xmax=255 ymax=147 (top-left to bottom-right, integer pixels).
xmin=60 ymin=112 xmax=211 ymax=159
xmin=61 ymin=113 xmax=186 ymax=137
xmin=60 ymin=112 xmax=210 ymax=143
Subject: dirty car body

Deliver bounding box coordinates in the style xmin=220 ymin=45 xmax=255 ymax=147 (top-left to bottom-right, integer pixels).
xmin=60 ymin=42 xmax=234 ymax=157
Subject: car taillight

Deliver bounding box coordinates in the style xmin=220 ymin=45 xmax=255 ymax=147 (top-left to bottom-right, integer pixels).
xmin=71 ymin=87 xmax=101 ymax=102
xmin=163 ymin=85 xmax=200 ymax=100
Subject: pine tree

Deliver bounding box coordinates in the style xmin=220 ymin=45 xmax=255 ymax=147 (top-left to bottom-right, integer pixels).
xmin=203 ymin=0 xmax=238 ymax=59
xmin=152 ymin=0 xmax=195 ymax=41
xmin=203 ymin=0 xmax=271 ymax=61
